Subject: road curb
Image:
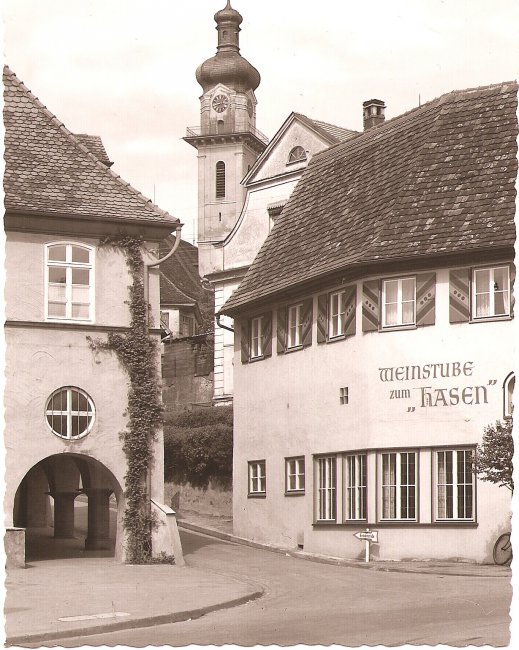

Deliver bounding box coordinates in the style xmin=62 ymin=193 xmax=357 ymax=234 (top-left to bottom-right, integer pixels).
xmin=5 ymin=589 xmax=264 ymax=647
xmin=178 ymin=521 xmax=512 ymax=579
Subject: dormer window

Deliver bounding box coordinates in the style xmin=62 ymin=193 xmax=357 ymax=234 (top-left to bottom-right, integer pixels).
xmin=287 ymin=146 xmax=307 ymax=165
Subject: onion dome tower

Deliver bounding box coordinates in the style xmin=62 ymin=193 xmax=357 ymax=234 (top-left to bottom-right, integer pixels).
xmin=184 ymin=1 xmax=268 ymax=275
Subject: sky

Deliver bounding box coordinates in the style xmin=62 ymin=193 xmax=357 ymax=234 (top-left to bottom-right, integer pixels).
xmin=3 ymin=0 xmax=519 ymax=244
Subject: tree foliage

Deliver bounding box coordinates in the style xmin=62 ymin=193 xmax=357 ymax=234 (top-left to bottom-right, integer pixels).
xmin=474 ymin=418 xmax=513 ymax=492
xmin=164 ymin=406 xmax=233 ymax=488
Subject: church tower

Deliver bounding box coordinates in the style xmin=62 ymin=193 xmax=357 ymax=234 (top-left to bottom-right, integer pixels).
xmin=185 ymin=1 xmax=267 ymax=276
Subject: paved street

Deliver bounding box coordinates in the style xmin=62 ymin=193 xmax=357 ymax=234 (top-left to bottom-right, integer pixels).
xmin=37 ymin=529 xmax=511 ymax=647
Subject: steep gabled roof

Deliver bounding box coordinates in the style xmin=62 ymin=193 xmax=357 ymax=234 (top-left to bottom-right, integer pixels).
xmin=222 ymin=81 xmax=518 ymax=314
xmin=242 ymin=111 xmax=358 ymax=186
xmin=3 ymin=66 xmax=178 ymax=226
xmin=159 ymin=236 xmax=213 ymax=317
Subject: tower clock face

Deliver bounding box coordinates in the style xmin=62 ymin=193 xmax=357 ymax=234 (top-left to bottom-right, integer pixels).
xmin=212 ymin=94 xmax=229 ymax=113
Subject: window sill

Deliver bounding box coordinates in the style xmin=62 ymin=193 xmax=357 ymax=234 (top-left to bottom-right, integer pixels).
xmin=284 ymin=490 xmax=305 ymax=497
xmin=248 ymin=355 xmax=265 ymax=363
xmin=313 ymin=521 xmax=478 ymax=528
xmin=247 ymin=493 xmax=266 ymax=499
xmin=470 ymin=315 xmax=512 ymax=324
xmin=283 ymin=345 xmax=304 ymax=354
xmin=379 ymin=324 xmax=417 ymax=333
xmin=326 ymin=335 xmax=346 ymax=344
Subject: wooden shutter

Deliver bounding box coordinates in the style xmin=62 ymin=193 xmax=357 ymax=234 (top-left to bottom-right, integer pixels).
xmin=262 ymin=311 xmax=272 ymax=358
xmin=449 ymin=268 xmax=470 ymax=323
xmin=301 ymin=298 xmax=313 ymax=347
xmin=416 ymin=272 xmax=436 ymax=327
xmin=362 ymin=280 xmax=380 ymax=332
xmin=241 ymin=319 xmax=249 ymax=364
xmin=343 ymin=285 xmax=357 ymax=338
xmin=277 ymin=307 xmax=287 ymax=354
xmin=317 ymin=294 xmax=328 ymax=344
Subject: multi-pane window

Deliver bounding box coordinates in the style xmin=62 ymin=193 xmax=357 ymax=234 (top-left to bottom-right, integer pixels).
xmin=250 ymin=316 xmax=264 ymax=358
xmin=45 ymin=387 xmax=95 ymax=440
xmin=248 ymin=460 xmax=266 ymax=495
xmin=339 ymin=387 xmax=349 ymax=405
xmin=287 ymin=303 xmax=303 ymax=348
xmin=329 ymin=290 xmax=347 ymax=338
xmin=345 ymin=454 xmax=367 ymax=520
xmin=381 ymin=452 xmax=416 ymax=520
xmin=179 ymin=313 xmax=196 ymax=337
xmin=436 ymin=450 xmax=474 ymax=520
xmin=46 ymin=243 xmax=93 ymax=321
xmin=382 ymin=277 xmax=416 ymax=328
xmin=287 ymin=146 xmax=307 ymax=164
xmin=473 ymin=266 xmax=510 ymax=319
xmin=317 ymin=456 xmax=337 ymax=521
xmin=286 ymin=457 xmax=305 ymax=493
xmin=215 ymin=161 xmax=226 ymax=199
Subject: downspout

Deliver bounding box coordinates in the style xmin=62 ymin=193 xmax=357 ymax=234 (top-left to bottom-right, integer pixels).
xmin=142 ymin=224 xmax=183 ymax=541
xmin=216 ymin=313 xmax=234 ymax=333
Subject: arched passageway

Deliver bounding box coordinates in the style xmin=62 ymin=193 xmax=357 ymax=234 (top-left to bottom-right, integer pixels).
xmin=13 ymin=454 xmax=123 ymax=561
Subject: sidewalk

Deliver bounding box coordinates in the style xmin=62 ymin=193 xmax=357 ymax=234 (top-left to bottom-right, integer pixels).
xmin=177 ymin=512 xmax=513 ymax=579
xmin=5 ymin=555 xmax=263 ymax=646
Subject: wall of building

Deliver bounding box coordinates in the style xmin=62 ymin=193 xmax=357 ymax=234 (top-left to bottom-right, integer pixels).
xmin=232 ymin=266 xmax=513 ymax=562
xmin=4 ymin=231 xmax=166 ymax=559
xmin=162 ymin=336 xmax=214 ymax=410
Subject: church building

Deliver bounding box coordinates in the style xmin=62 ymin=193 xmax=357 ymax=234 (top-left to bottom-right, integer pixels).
xmin=185 ymin=1 xmax=358 ymax=401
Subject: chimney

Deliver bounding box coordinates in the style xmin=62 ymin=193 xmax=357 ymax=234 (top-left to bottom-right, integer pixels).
xmin=363 ymin=99 xmax=386 ymax=131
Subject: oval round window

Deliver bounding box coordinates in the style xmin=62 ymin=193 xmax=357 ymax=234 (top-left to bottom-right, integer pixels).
xmin=45 ymin=387 xmax=95 ymax=440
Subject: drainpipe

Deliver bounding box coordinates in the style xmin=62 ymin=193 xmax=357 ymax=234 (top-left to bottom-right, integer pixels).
xmin=142 ymin=224 xmax=183 ymax=543
xmin=216 ymin=313 xmax=234 ymax=333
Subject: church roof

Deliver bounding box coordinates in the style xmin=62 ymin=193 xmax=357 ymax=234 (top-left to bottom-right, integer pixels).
xmin=3 ymin=65 xmax=178 ymax=227
xmin=73 ymin=134 xmax=113 ymax=167
xmin=222 ymin=81 xmax=518 ymax=315
xmin=295 ymin=114 xmax=359 ymax=143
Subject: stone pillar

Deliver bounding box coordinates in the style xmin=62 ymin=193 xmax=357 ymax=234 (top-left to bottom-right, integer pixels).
xmin=51 ymin=491 xmax=77 ymax=539
xmin=84 ymin=489 xmax=112 ymax=550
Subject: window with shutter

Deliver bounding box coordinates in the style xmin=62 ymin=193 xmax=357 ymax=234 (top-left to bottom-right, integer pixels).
xmin=362 ymin=280 xmax=380 ymax=332
xmin=416 ymin=272 xmax=436 ymax=327
xmin=449 ymin=268 xmax=470 ymax=323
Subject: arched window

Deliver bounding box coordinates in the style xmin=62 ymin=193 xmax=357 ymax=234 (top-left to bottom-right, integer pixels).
xmin=503 ymin=372 xmax=515 ymax=418
xmin=45 ymin=387 xmax=95 ymax=440
xmin=46 ymin=242 xmax=94 ymax=321
xmin=215 ymin=161 xmax=226 ymax=199
xmin=288 ymin=146 xmax=307 ymax=164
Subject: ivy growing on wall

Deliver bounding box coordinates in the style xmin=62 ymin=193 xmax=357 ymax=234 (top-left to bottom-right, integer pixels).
xmin=87 ymin=235 xmax=163 ymax=563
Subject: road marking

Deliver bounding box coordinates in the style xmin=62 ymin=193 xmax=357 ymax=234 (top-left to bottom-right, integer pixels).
xmin=58 ymin=612 xmax=130 ymax=622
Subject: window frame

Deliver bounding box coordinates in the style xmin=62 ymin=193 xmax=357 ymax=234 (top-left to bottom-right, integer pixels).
xmin=344 ymin=453 xmax=367 ymax=521
xmin=379 ymin=451 xmax=418 ymax=521
xmin=503 ymin=372 xmax=515 ymax=419
xmin=45 ymin=386 xmax=96 ymax=440
xmin=248 ymin=460 xmax=266 ymax=497
xmin=381 ymin=276 xmax=416 ymax=329
xmin=285 ymin=456 xmax=305 ymax=495
xmin=434 ymin=448 xmax=476 ymax=522
xmin=316 ymin=456 xmax=337 ymax=522
xmin=250 ymin=315 xmax=264 ymax=359
xmin=45 ymin=242 xmax=95 ymax=323
xmin=215 ymin=161 xmax=226 ymax=199
xmin=287 ymin=302 xmax=303 ymax=349
xmin=471 ymin=265 xmax=511 ymax=321
xmin=287 ymin=146 xmax=307 ymax=165
xmin=328 ymin=290 xmax=347 ymax=339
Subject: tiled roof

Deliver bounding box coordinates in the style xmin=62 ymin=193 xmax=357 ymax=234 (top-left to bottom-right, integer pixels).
xmin=222 ymin=81 xmax=518 ymax=314
xmin=160 ymin=236 xmax=213 ymax=314
xmin=73 ymin=134 xmax=113 ymax=167
xmin=3 ymin=66 xmax=178 ymax=226
xmin=303 ymin=116 xmax=359 ymax=143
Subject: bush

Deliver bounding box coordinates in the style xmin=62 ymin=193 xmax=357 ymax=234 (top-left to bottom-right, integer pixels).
xmin=474 ymin=417 xmax=513 ymax=492
xmin=164 ymin=406 xmax=233 ymax=488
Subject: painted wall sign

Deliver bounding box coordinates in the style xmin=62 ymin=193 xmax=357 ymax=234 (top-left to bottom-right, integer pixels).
xmin=378 ymin=361 xmax=496 ymax=411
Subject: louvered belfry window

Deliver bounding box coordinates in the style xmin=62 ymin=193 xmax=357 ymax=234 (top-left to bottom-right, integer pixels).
xmin=215 ymin=161 xmax=226 ymax=199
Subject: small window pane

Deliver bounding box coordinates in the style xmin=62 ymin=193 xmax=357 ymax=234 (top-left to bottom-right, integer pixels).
xmin=385 ymin=303 xmax=398 ymax=326
xmin=48 ymin=245 xmax=67 ymax=261
xmin=72 ymin=268 xmax=90 ymax=285
xmin=401 ymin=278 xmax=415 ymax=301
xmin=475 ymin=269 xmax=490 ymax=292
xmin=48 ymin=285 xmax=66 ymax=301
xmin=49 ymin=267 xmax=67 ymax=283
xmin=72 ymin=246 xmax=90 ymax=263
xmin=48 ymin=302 xmax=66 ymax=317
xmin=72 ymin=285 xmax=89 ymax=303
xmin=385 ymin=280 xmax=398 ymax=303
xmin=72 ymin=303 xmax=90 ymax=319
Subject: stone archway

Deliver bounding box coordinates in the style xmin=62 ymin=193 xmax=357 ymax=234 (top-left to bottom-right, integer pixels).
xmin=13 ymin=453 xmax=124 ymax=561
